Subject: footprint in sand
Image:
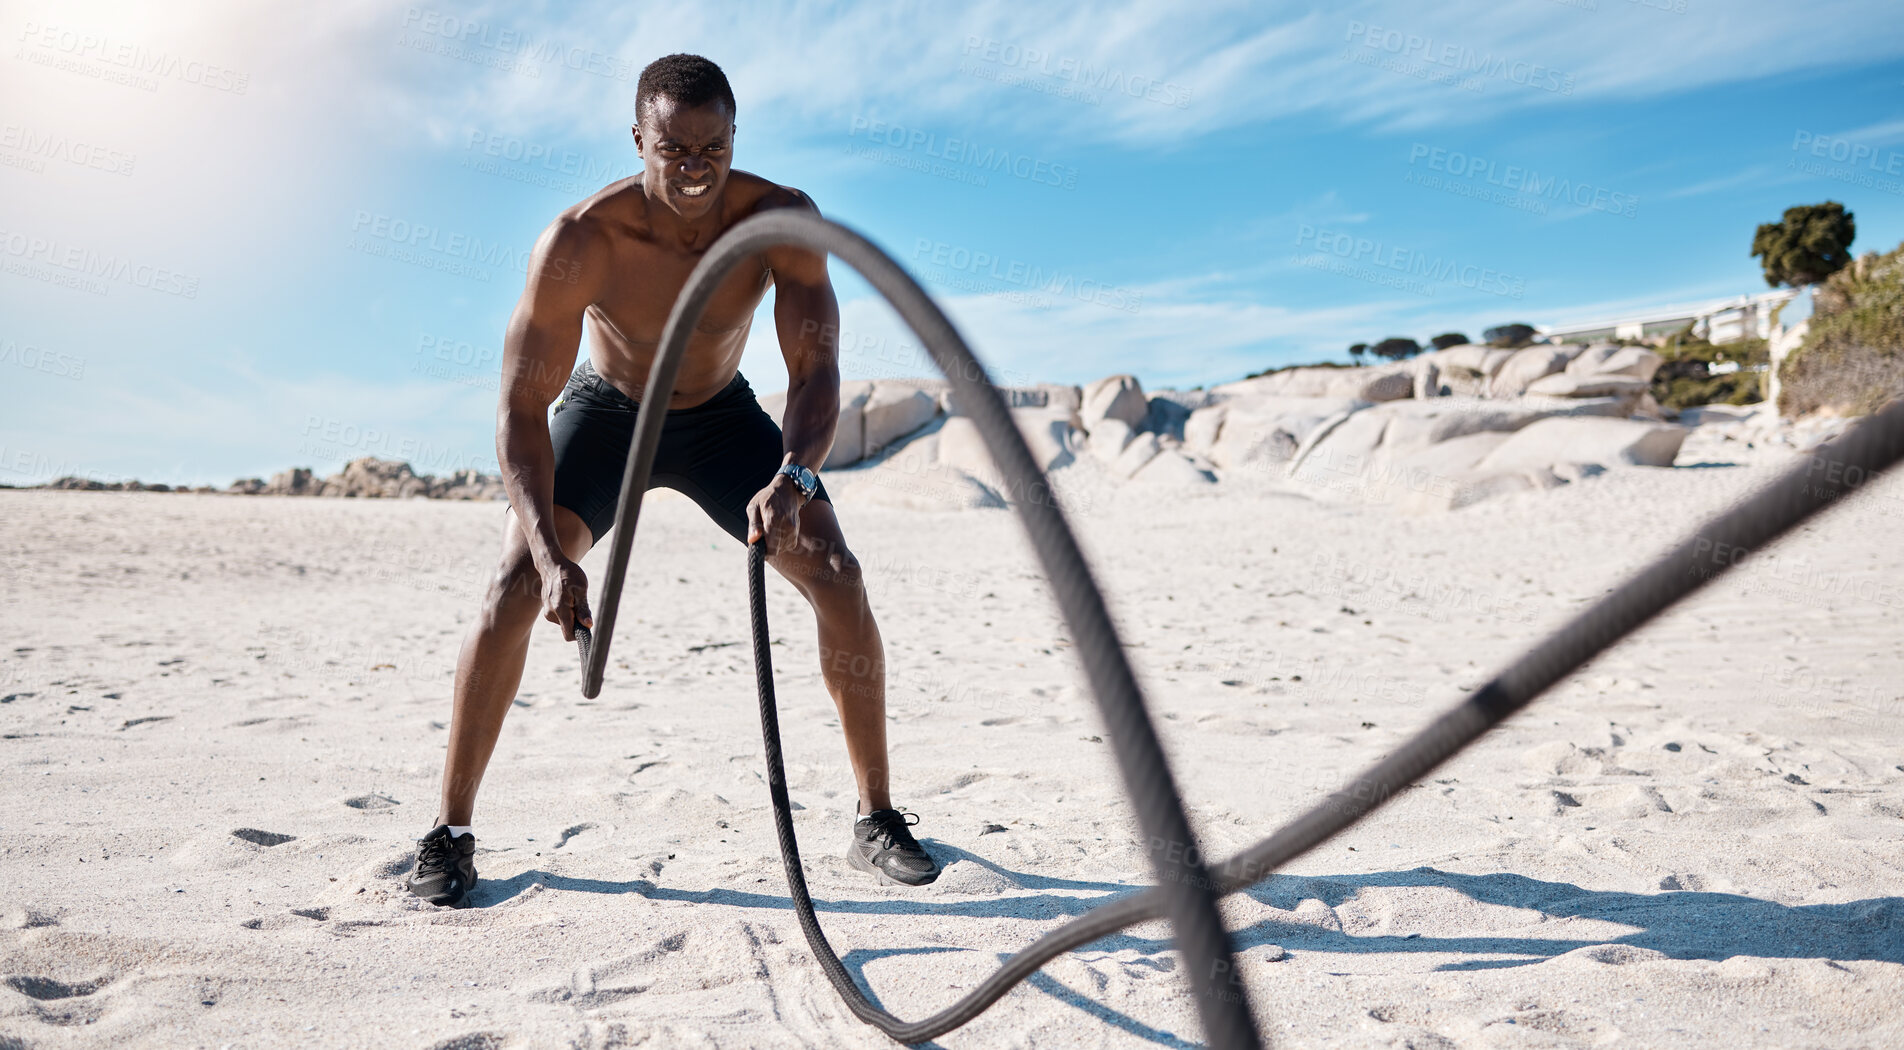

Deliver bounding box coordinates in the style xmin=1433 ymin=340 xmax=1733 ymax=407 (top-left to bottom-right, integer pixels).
xmin=4 ymin=907 xmax=58 ymax=929
xmin=4 ymin=975 xmax=106 ymax=1000
xmin=3 ymin=974 xmax=111 ymax=1028
xmin=527 ymin=932 xmax=687 ymax=1007
xmin=425 ymin=1033 xmax=506 ymax=1050
xmin=231 ymin=828 xmax=297 ymax=847
xmin=343 ymin=794 xmax=400 ymax=811
xmin=552 ymin=822 xmax=615 ymax=852
xmin=243 ymin=907 xmax=354 ymax=931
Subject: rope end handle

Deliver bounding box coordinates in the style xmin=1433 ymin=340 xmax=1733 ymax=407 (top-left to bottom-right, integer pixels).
xmin=576 ymin=624 xmax=600 ymax=699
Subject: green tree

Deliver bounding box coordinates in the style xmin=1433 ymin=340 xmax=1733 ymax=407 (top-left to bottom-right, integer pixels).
xmin=1752 ymin=201 xmax=1855 ymax=288
xmin=1370 ymin=337 xmax=1421 ymax=361
xmin=1348 ymin=342 xmax=1368 ymax=362
xmin=1483 ymin=323 xmax=1537 ymax=348
xmin=1429 ymin=332 xmax=1470 ymax=350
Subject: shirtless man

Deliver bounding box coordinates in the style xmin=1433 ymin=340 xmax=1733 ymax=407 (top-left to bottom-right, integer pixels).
xmin=406 ymin=54 xmax=939 ymax=907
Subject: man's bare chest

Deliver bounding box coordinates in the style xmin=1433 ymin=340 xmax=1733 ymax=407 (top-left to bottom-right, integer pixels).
xmin=586 ymin=244 xmax=770 ymax=346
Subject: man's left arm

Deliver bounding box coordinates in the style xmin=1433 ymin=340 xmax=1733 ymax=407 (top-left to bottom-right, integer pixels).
xmin=747 ymin=192 xmax=841 ymax=548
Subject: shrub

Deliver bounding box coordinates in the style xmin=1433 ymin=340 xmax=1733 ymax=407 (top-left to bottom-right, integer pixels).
xmin=1429 ymin=332 xmax=1470 ymax=350
xmin=1778 ymin=241 xmax=1904 ymax=416
xmin=1242 ymin=360 xmax=1351 ymax=380
xmin=1483 ymin=323 xmax=1537 ymax=348
xmin=1650 ymin=324 xmax=1767 ymax=411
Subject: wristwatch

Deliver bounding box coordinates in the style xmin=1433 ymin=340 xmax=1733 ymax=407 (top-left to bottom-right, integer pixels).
xmin=776 ymin=462 xmax=819 ymax=503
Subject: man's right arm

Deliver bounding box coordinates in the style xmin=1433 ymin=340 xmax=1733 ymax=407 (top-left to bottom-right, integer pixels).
xmin=497 ymin=216 xmax=605 ymax=636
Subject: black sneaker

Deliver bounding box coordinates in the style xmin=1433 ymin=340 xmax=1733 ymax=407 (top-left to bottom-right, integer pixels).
xmin=407 ymin=825 xmax=477 ymax=907
xmin=848 ymin=809 xmax=941 ymax=886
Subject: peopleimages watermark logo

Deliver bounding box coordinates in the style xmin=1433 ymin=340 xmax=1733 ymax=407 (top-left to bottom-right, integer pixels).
xmin=846 ymin=114 xmax=1080 ymax=190
xmin=1343 ymin=21 xmax=1576 ymax=95
xmin=347 ymin=211 xmax=583 ymax=285
xmin=461 ymin=129 xmax=636 ymax=196
xmin=1406 ymin=143 xmax=1638 ymax=218
xmin=1787 ymin=129 xmax=1904 ymax=198
xmin=958 ymin=36 xmax=1193 ymax=110
xmin=298 ymin=415 xmax=496 ymax=475
xmin=13 ymin=21 xmax=251 ymax=94
xmin=0 ymin=228 xmax=200 ymax=299
xmin=396 ymin=7 xmax=636 ymax=82
xmin=794 ymin=320 xmax=1039 ymax=390
xmin=911 ymin=238 xmax=1143 ymax=314
xmin=0 ymin=445 xmax=138 ymax=486
xmin=1292 ymin=224 xmax=1525 ymax=300
xmin=0 ymin=337 xmax=86 ymax=381
xmin=0 ymin=123 xmax=136 ymax=177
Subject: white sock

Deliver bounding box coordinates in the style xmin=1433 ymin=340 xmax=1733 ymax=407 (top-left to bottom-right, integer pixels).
xmin=445 ymin=825 xmax=473 ymax=838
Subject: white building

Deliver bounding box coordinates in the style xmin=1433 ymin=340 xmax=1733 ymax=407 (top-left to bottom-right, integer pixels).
xmin=1541 ymin=288 xmax=1798 ymax=346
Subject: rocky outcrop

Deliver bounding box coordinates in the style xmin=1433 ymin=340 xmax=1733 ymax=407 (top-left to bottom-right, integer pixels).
xmin=427 ymin=468 xmax=508 ymax=500
xmin=1129 ymin=447 xmax=1215 ymax=486
xmin=1185 ymin=396 xmax=1364 ymax=471
xmin=1267 ymin=393 xmax=1687 ymax=509
xmin=1213 ymin=365 xmax=1413 ymax=402
xmin=1526 ymin=373 xmax=1651 ymax=399
xmin=1489 ymin=346 xmax=1573 ymax=397
xmin=27 ymin=344 xmax=1733 ymax=513
xmin=935 ymin=408 xmax=1080 ymax=479
xmin=1566 ymin=345 xmax=1662 ymax=382
xmin=36 ymin=459 xmax=509 ymax=500
xmin=1140 ymin=395 xmax=1196 ymax=441
xmin=42 ymin=477 xmax=175 ymax=492
xmin=264 ymin=467 xmax=321 ymax=496
xmin=942 ymin=381 xmax=1083 ymax=417
xmin=1110 ymin=431 xmax=1162 ymax=478
xmin=251 ymin=459 xmax=510 ymax=500
xmin=1475 ymin=417 xmax=1688 ymax=472
xmin=1081 ymin=374 xmax=1149 ymax=431
xmin=760 ymin=379 xmax=949 ymax=468
xmin=826 ymin=382 xmax=875 ymax=468
xmin=861 ymin=384 xmax=936 ymax=458
xmin=1089 ymin=418 xmax=1137 ymax=462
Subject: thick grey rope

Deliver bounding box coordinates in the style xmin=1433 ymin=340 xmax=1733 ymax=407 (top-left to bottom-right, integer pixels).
xmin=579 ymin=211 xmax=1258 ymax=1047
xmin=579 ymin=208 xmax=1904 ymax=1046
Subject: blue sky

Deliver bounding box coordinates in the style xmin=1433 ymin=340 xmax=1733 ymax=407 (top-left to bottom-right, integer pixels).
xmin=3 ymin=0 xmax=1902 ymax=486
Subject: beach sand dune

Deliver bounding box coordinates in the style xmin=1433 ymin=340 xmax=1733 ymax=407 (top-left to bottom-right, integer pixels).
xmin=3 ymin=456 xmax=1902 ymax=1047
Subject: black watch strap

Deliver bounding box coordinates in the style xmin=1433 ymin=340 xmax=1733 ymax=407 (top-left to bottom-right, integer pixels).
xmin=777 ymin=463 xmax=818 ymax=502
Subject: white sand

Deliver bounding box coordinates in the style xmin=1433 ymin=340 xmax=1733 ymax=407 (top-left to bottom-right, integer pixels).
xmin=3 ymin=450 xmax=1903 ymax=1048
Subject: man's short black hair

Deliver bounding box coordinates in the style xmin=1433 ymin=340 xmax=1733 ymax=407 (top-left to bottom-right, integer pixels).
xmin=636 ymin=53 xmax=735 ymax=127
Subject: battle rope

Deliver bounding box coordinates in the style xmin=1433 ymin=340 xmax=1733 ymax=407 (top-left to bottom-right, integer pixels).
xmin=578 ymin=209 xmax=1904 ymax=1047
xmin=578 ymin=210 xmax=1255 ymax=1046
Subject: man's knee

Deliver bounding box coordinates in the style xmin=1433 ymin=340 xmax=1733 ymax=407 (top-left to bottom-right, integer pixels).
xmin=784 ymin=539 xmax=866 ymax=604
xmin=482 ymin=549 xmax=542 ymax=628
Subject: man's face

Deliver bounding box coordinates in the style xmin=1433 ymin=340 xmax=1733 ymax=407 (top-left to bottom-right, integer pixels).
xmin=633 ymin=95 xmax=734 ymax=219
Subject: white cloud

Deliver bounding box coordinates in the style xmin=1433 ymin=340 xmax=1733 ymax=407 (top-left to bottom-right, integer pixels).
xmin=1828 ymin=118 xmax=1904 ymax=147
xmin=292 ymin=0 xmax=1904 ymax=148
xmin=1659 ymin=163 xmax=1789 ymax=200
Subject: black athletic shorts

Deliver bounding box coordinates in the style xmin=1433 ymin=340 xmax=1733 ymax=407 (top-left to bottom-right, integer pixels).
xmin=544 ymin=360 xmax=831 ymax=544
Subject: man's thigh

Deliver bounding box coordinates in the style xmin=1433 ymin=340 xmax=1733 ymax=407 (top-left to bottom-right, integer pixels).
xmin=653 ymin=381 xmax=832 ymax=544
